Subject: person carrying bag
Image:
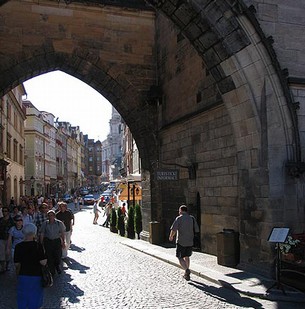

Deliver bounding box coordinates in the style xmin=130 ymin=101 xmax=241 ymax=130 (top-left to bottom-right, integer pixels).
xmin=14 ymin=223 xmax=48 ymax=309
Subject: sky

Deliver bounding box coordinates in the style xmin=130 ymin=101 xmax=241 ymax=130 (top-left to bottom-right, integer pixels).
xmin=23 ymin=71 xmax=113 ymax=142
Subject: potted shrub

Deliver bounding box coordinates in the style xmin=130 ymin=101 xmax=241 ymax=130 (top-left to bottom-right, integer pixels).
xmin=116 ymin=206 xmax=126 ymax=237
xmin=134 ymin=204 xmax=142 ymax=239
xmin=127 ymin=206 xmax=135 ymax=239
xmin=278 ymin=236 xmax=301 ymax=261
xmin=110 ymin=207 xmax=118 ymax=233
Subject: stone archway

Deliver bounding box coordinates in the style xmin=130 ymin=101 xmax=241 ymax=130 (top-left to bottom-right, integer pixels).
xmin=0 ymin=0 xmax=159 ymax=169
xmin=145 ymin=0 xmax=297 ymax=161
xmin=1 ymin=0 xmax=303 ymax=271
xmin=0 ymin=0 xmax=160 ymax=238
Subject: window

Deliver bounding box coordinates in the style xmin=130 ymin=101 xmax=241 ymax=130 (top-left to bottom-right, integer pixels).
xmin=6 ymin=100 xmax=11 ymax=120
xmin=14 ymin=112 xmax=17 ymax=129
xmin=19 ymin=145 xmax=23 ymax=165
xmin=6 ymin=134 xmax=11 ymax=158
xmin=19 ymin=119 xmax=22 ymax=134
xmin=0 ymin=125 xmax=3 ymax=153
xmin=13 ymin=139 xmax=18 ymax=162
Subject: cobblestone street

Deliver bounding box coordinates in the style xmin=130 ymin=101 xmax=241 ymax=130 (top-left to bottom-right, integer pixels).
xmin=0 ymin=206 xmax=303 ymax=309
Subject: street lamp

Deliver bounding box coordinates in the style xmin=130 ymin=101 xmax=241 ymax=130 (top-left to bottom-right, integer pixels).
xmin=135 ymin=187 xmax=140 ymax=196
xmin=30 ymin=176 xmax=35 ymax=196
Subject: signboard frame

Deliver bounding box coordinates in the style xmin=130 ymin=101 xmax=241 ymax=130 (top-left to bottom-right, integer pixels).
xmin=267 ymin=227 xmax=290 ymax=243
xmin=155 ymin=169 xmax=179 ymax=181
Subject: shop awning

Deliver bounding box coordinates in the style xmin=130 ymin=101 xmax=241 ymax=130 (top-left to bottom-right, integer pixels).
xmin=127 ymin=173 xmax=141 ymax=181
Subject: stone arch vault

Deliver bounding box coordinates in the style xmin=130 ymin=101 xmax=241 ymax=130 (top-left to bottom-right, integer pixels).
xmin=1 ymin=0 xmax=304 ymax=272
xmin=0 ymin=0 xmax=159 ymax=169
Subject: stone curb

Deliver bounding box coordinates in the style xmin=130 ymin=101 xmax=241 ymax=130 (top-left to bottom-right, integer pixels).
xmin=120 ymin=240 xmax=305 ymax=303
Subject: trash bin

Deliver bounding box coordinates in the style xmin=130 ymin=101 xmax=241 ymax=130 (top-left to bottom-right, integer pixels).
xmin=149 ymin=221 xmax=164 ymax=245
xmin=217 ymin=229 xmax=240 ymax=267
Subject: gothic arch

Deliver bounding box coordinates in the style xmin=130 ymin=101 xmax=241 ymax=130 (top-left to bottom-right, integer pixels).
xmin=1 ymin=52 xmax=158 ymax=169
xmin=147 ymin=0 xmax=297 ymax=163
xmin=0 ymin=1 xmax=297 ymax=171
xmin=0 ymin=0 xmax=159 ymax=169
xmin=0 ymin=0 xmax=301 ymax=267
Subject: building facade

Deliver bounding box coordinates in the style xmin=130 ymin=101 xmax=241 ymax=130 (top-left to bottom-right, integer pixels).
xmin=101 ymin=107 xmax=123 ymax=181
xmin=23 ymin=101 xmax=47 ymax=197
xmin=55 ymin=122 xmax=84 ymax=195
xmin=0 ymin=85 xmax=26 ymax=206
xmin=41 ymin=111 xmax=57 ymax=197
xmin=121 ymin=120 xmax=141 ymax=177
xmin=55 ymin=122 xmax=68 ymax=196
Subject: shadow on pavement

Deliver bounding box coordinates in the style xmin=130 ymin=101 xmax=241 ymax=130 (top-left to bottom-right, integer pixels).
xmin=69 ymin=244 xmax=86 ymax=253
xmin=189 ymin=280 xmax=264 ymax=308
xmin=63 ymin=257 xmax=90 ymax=274
xmin=44 ymin=272 xmax=84 ymax=307
xmin=160 ymin=242 xmax=176 ymax=249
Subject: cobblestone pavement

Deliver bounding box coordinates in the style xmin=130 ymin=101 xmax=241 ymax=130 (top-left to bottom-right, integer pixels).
xmin=0 ymin=206 xmax=304 ymax=309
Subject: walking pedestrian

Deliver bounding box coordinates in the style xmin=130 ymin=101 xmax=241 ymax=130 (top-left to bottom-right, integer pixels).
xmin=37 ymin=195 xmax=44 ymax=208
xmin=9 ymin=197 xmax=15 ymax=212
xmin=169 ymin=205 xmax=199 ymax=281
xmin=34 ymin=203 xmax=48 ymax=238
xmin=11 ymin=206 xmax=21 ymax=219
xmin=40 ymin=210 xmax=65 ymax=276
xmin=93 ymin=200 xmax=101 ymax=225
xmin=79 ymin=196 xmax=84 ymax=211
xmin=74 ymin=196 xmax=79 ymax=211
xmin=20 ymin=207 xmax=33 ymax=227
xmin=0 ymin=207 xmax=14 ymax=273
xmin=121 ymin=202 xmax=126 ymax=216
xmin=56 ymin=202 xmax=74 ymax=259
xmin=102 ymin=203 xmax=112 ymax=228
xmin=7 ymin=215 xmax=24 ymax=269
xmin=51 ymin=197 xmax=57 ymax=209
xmin=14 ymin=223 xmax=47 ymax=309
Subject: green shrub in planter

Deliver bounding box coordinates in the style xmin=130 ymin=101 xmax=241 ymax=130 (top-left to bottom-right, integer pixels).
xmin=134 ymin=204 xmax=142 ymax=239
xmin=127 ymin=206 xmax=135 ymax=239
xmin=110 ymin=207 xmax=118 ymax=233
xmin=116 ymin=206 xmax=126 ymax=236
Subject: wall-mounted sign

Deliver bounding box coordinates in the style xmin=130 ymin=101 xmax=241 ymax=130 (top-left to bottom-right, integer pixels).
xmin=155 ymin=169 xmax=179 ymax=181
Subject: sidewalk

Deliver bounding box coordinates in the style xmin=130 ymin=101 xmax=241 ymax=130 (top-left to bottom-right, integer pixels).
xmin=120 ymin=238 xmax=305 ymax=303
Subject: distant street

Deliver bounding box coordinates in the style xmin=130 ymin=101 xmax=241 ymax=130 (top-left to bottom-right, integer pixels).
xmin=0 ymin=204 xmax=303 ymax=309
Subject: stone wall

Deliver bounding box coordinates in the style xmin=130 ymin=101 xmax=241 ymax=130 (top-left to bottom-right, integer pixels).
xmin=246 ymin=0 xmax=305 ymax=78
xmin=156 ymin=14 xmax=239 ymax=254
xmin=154 ymin=2 xmax=305 ymax=272
xmin=246 ymin=0 xmax=305 ymax=172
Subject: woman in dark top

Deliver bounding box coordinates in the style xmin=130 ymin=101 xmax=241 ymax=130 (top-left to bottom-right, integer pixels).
xmin=14 ymin=223 xmax=47 ymax=309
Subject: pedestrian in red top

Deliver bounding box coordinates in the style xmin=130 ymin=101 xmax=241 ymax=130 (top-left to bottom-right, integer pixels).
xmin=121 ymin=203 xmax=126 ymax=216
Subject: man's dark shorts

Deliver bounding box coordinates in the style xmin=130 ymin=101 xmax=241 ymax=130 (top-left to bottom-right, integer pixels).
xmin=176 ymin=243 xmax=192 ymax=258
